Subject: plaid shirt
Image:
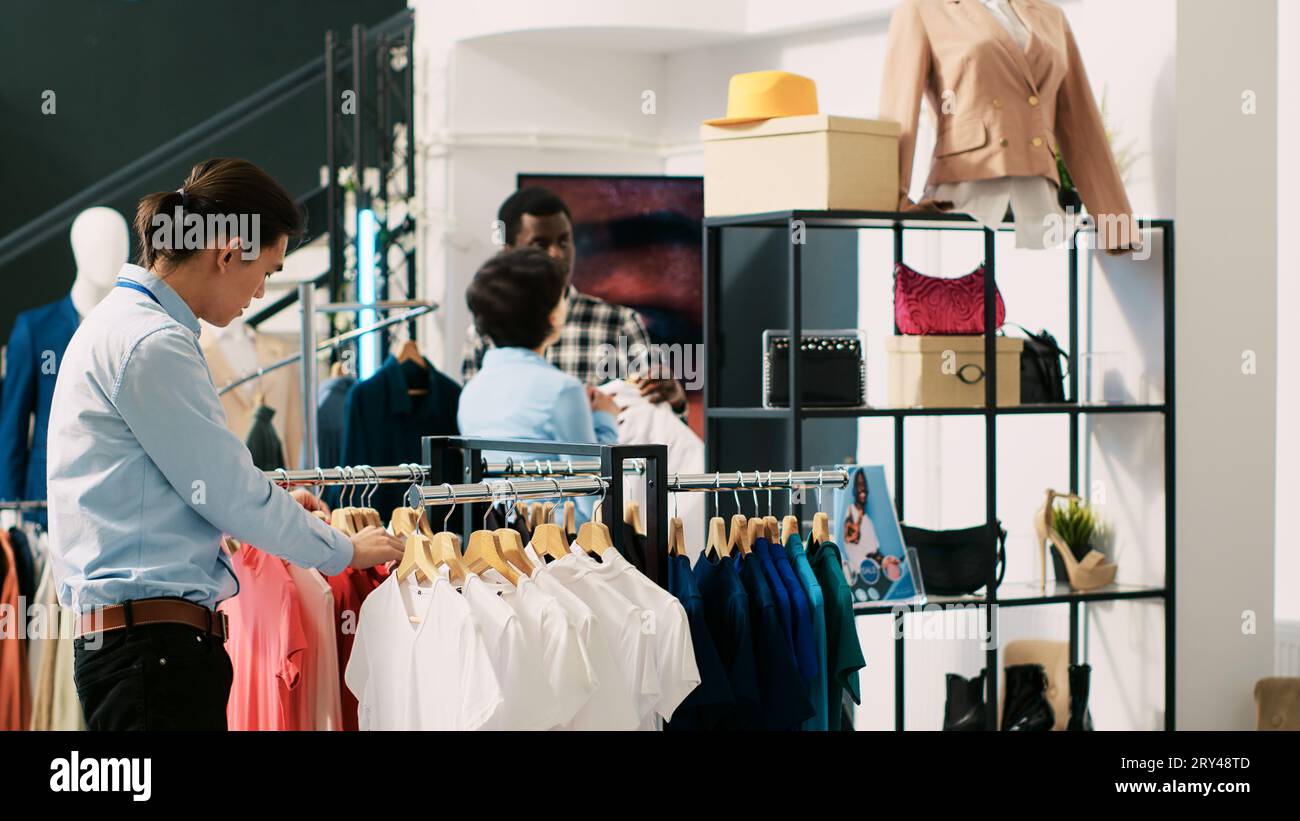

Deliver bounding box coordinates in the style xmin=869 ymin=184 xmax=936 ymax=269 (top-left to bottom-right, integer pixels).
xmin=462 ymin=287 xmax=687 ymax=418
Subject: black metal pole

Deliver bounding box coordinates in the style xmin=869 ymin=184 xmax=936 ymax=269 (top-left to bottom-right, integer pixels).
xmin=788 ymin=216 xmax=803 ymax=505
xmin=894 ymin=610 xmax=905 ymax=731
xmin=703 ymin=224 xmax=719 ymax=522
xmin=325 ymin=31 xmax=341 ymax=302
xmin=983 ymin=227 xmax=999 ymax=730
xmin=1163 ymin=221 xmax=1176 ymax=730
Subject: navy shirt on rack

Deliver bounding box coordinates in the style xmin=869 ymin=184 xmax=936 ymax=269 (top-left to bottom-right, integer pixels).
xmin=335 ymin=355 xmax=460 ymax=520
xmin=736 ymin=551 xmax=814 ymax=730
xmin=316 ymin=375 xmax=355 ymax=470
xmin=693 ymin=552 xmax=761 ymax=729
xmin=763 ymin=536 xmax=817 ymax=683
xmin=665 ymin=553 xmax=733 ymax=731
xmin=750 ymin=537 xmax=795 ymax=654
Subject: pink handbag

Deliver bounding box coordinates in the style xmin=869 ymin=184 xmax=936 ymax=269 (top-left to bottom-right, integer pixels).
xmin=894 ymin=262 xmax=1006 ymax=335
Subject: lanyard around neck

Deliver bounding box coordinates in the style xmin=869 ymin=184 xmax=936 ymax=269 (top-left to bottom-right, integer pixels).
xmin=115 ymin=278 xmax=162 ymax=306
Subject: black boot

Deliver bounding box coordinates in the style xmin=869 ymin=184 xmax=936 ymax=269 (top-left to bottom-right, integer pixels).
xmin=943 ymin=670 xmax=990 ymax=730
xmin=1002 ymin=664 xmax=1054 ymax=731
xmin=1067 ymin=663 xmax=1094 ymax=731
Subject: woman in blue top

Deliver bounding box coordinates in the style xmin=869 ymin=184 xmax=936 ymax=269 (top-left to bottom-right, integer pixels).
xmin=458 ymin=248 xmax=619 ymax=525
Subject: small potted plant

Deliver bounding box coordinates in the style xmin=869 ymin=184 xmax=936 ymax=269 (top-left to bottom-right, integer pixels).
xmin=1050 ymin=498 xmax=1098 ymax=582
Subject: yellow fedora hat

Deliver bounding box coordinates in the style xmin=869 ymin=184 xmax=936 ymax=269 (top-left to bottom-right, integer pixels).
xmin=703 ymin=70 xmax=819 ymax=126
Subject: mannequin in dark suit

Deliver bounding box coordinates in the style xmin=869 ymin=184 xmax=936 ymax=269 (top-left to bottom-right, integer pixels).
xmin=0 ymin=207 xmax=125 ymax=506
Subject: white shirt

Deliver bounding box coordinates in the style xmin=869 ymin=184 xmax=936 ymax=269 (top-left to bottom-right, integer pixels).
xmin=530 ymin=551 xmax=657 ymax=730
xmin=927 ymin=0 xmax=1065 ymax=249
xmin=576 ymin=548 xmax=701 ymax=729
xmin=462 ymin=573 xmax=555 ymax=731
xmin=598 ymin=379 xmax=707 ymax=559
xmin=345 ymin=572 xmax=503 ymax=731
xmin=484 ymin=569 xmax=598 ymax=729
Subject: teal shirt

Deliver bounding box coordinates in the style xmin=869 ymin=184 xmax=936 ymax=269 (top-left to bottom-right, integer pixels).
xmin=786 ymin=534 xmax=828 ymax=730
xmin=806 ymin=536 xmax=867 ymax=731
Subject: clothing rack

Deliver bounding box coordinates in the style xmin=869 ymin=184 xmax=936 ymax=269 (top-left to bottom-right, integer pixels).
xmin=263 ymin=441 xmax=848 ymax=590
xmin=217 ymin=303 xmax=434 ymax=397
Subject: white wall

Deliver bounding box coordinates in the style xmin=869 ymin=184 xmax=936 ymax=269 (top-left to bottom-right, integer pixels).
xmin=1175 ymin=0 xmax=1277 ymax=729
xmin=1276 ymin=0 xmax=1299 ymax=626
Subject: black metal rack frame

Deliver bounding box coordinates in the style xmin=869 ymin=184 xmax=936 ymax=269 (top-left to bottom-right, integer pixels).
xmin=423 ymin=436 xmax=670 ymax=588
xmin=702 ymin=208 xmax=1175 ymax=731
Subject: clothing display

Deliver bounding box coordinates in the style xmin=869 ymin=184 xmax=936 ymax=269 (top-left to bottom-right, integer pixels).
xmin=599 ymin=378 xmax=706 ymax=557
xmin=337 ymin=354 xmax=460 ymax=520
xmin=664 ymin=553 xmax=733 ymax=731
xmin=28 ymin=556 xmax=84 ymax=731
xmin=880 ymin=0 xmax=1136 ymax=249
xmin=692 ymin=553 xmax=762 ymax=729
xmin=805 ymin=537 xmax=866 ymax=732
xmin=319 ymin=565 xmax=388 ymax=731
xmin=245 ymin=404 xmax=287 ymax=472
xmin=316 ymin=375 xmax=355 ymax=470
xmin=786 ymin=534 xmax=828 ymax=731
xmin=0 ymin=529 xmax=31 ymax=730
xmin=201 ymin=323 xmax=305 ymax=469
xmin=0 ymin=295 xmax=79 ymax=514
xmin=220 ymin=544 xmax=313 ymax=731
xmin=734 ymin=547 xmax=815 ymax=730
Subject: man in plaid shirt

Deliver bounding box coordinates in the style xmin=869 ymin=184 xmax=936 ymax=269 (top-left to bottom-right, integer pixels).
xmin=461 ymin=187 xmax=688 ymax=415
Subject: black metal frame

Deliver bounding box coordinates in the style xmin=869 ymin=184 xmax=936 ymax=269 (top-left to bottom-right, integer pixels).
xmin=703 ymin=208 xmax=1175 ymax=731
xmin=422 ymin=436 xmax=670 ymax=588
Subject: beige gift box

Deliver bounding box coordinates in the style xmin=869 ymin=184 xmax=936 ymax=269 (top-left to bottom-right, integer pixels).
xmin=885 ymin=335 xmax=1024 ymax=408
xmin=701 ymin=114 xmax=900 ymax=217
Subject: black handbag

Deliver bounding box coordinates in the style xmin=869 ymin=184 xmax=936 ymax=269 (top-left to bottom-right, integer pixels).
xmin=763 ymin=331 xmax=866 ymax=408
xmin=1010 ymin=325 xmax=1068 ymax=403
xmin=901 ymin=522 xmax=1006 ymax=595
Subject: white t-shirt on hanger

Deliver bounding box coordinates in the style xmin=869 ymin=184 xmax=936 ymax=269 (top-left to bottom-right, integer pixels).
xmin=462 ymin=573 xmax=555 ymax=731
xmin=569 ymin=547 xmax=700 ymax=728
xmin=483 ymin=569 xmax=599 ymax=729
xmin=345 ymin=572 xmax=504 ymax=731
xmin=531 ymin=551 xmax=658 ymax=729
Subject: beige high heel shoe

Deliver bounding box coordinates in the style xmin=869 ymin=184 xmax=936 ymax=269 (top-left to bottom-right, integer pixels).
xmin=1035 ymin=489 xmax=1117 ymax=592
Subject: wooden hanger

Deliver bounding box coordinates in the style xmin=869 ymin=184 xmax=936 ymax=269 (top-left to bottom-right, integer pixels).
xmin=811 ymin=511 xmax=830 ymax=546
xmin=390 ymin=506 xmax=421 ymax=538
xmin=395 ymin=339 xmax=425 ymax=367
xmin=667 ymin=516 xmax=687 ymax=557
xmin=529 ymin=501 xmax=545 ymax=531
xmin=727 ymin=513 xmax=751 ymax=556
xmin=429 ymin=531 xmax=468 ymax=585
xmin=396 ymin=531 xmax=441 ymax=585
xmin=577 ymin=519 xmax=614 ymax=556
xmin=624 ymin=500 xmax=645 ymax=536
xmin=464 ymin=529 xmax=519 ymax=585
xmin=763 ymin=515 xmax=779 ymax=543
xmin=533 ymin=479 xmax=572 ymax=562
xmin=781 ymin=515 xmax=801 ymax=545
xmin=495 ymin=527 xmax=537 ymax=576
xmin=564 ymin=500 xmax=576 ymax=537
xmin=746 ymin=516 xmax=767 ymax=546
xmin=705 ymin=516 xmax=730 ymax=559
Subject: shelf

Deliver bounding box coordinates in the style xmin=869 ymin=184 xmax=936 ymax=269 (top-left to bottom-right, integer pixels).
xmin=703 ymin=208 xmax=1174 ymax=233
xmin=851 ymin=581 xmax=1168 ymax=615
xmin=707 ymin=403 xmax=1167 ymax=420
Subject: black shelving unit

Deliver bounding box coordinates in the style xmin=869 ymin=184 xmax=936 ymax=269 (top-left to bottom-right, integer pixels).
xmin=703 ymin=208 xmax=1175 ymax=731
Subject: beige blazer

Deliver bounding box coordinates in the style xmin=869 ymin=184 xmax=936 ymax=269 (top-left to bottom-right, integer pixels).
xmin=880 ymin=0 xmax=1136 ymax=248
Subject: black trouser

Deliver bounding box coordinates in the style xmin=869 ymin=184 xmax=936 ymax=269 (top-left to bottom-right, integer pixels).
xmin=73 ymin=621 xmax=233 ymax=731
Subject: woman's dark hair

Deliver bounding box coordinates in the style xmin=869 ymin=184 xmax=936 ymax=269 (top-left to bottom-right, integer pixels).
xmin=133 ymin=157 xmax=305 ymax=270
xmin=498 ymin=186 xmax=572 ymax=245
xmin=466 ymin=248 xmax=567 ymax=349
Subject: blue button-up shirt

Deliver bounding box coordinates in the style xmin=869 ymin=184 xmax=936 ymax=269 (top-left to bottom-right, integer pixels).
xmin=47 ymin=264 xmax=353 ymax=613
xmin=457 ymin=346 xmax=618 ymax=524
